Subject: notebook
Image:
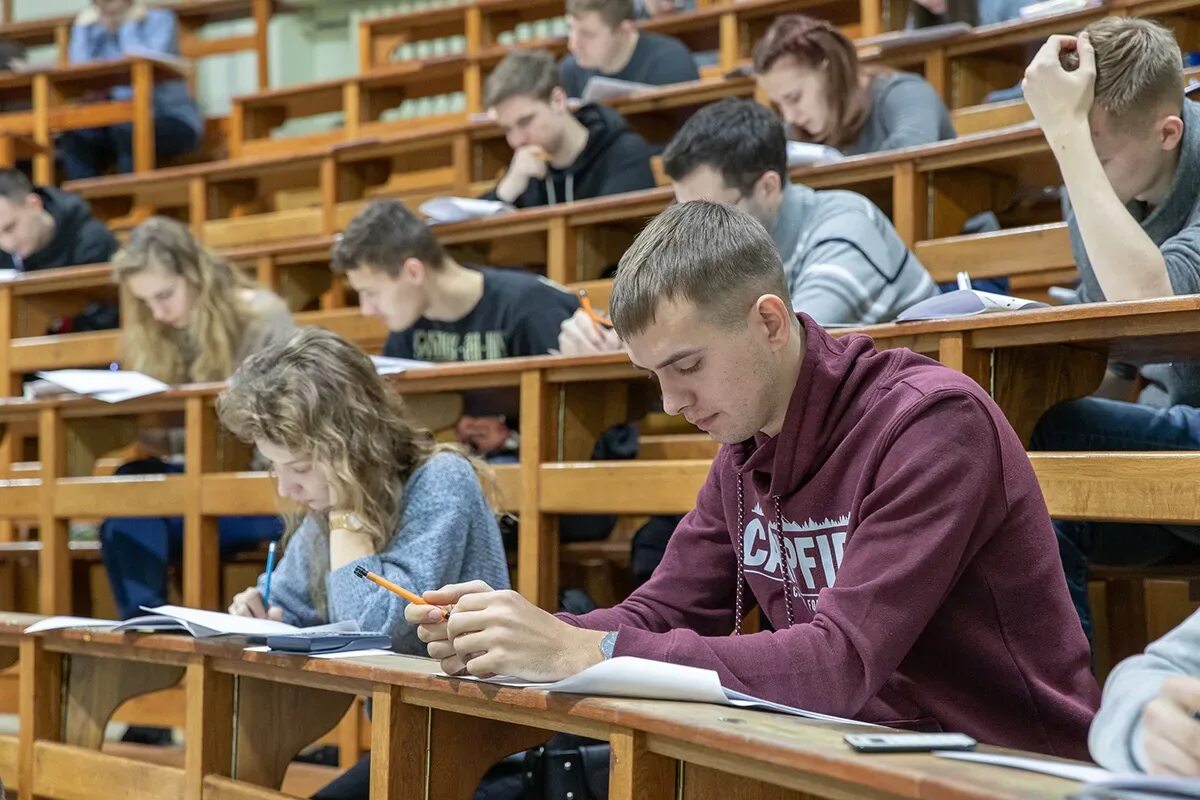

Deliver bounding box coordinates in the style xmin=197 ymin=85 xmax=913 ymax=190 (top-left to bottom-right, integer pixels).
xmin=25 ymin=605 xmax=358 ymax=638
xmin=936 ymin=751 xmax=1200 ymax=798
xmin=454 ymin=656 xmax=875 ymax=726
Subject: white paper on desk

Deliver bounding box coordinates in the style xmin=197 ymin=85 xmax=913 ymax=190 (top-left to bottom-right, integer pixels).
xmin=0 ymin=269 xmax=16 ymax=282
xmin=35 ymin=369 xmax=168 ymax=403
xmin=895 ymin=289 xmax=1047 ymax=322
xmin=787 ymin=140 xmax=844 ymax=166
xmin=456 ymin=656 xmax=874 ymax=726
xmin=419 ymin=197 xmax=510 ymax=225
xmin=24 ymin=615 xmax=120 ymax=634
xmin=369 ymin=355 xmax=434 ymax=375
xmin=934 ymin=751 xmax=1111 ymax=783
xmin=244 ymin=645 xmax=396 ymax=660
xmin=579 ymin=76 xmax=654 ymax=103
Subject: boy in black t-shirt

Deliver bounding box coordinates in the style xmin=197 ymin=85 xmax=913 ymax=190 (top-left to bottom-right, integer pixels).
xmin=332 ymin=199 xmax=578 ymax=457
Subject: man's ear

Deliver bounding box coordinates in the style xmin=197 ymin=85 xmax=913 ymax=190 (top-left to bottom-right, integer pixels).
xmin=25 ymin=192 xmax=43 ymax=212
xmin=549 ymin=86 xmax=569 ymax=112
xmin=753 ymin=170 xmax=783 ymax=201
xmin=401 ymin=257 xmax=429 ymax=284
xmin=617 ymin=19 xmax=637 ymax=37
xmin=753 ymin=293 xmax=794 ymax=351
xmin=1160 ymin=113 xmax=1185 ymax=152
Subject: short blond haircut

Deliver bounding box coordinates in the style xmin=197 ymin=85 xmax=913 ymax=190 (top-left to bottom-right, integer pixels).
xmin=610 ymin=201 xmax=792 ymax=338
xmin=566 ymin=0 xmax=635 ymax=27
xmin=483 ymin=49 xmax=561 ymax=109
xmin=1069 ymin=17 xmax=1183 ymax=129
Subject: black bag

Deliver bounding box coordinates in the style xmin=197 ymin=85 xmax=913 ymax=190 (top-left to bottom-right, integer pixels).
xmin=522 ymin=735 xmax=610 ymax=800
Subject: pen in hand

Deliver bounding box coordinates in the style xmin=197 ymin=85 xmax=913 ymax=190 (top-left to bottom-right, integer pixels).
xmin=353 ymin=566 xmax=450 ymax=620
xmin=263 ymin=540 xmax=277 ymax=606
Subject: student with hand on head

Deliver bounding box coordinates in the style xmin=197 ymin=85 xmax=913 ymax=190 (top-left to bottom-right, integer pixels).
xmin=557 ymin=99 xmax=938 ymax=355
xmin=332 ymin=199 xmax=578 ymax=459
xmin=482 ymin=49 xmax=656 ymax=208
xmin=1024 ymin=18 xmax=1200 ymax=641
xmin=99 ymin=217 xmax=294 ymax=621
xmin=222 ymin=328 xmax=510 ymax=800
xmin=753 ymin=15 xmax=955 ymax=156
xmin=0 ymin=169 xmax=117 ymax=272
xmin=410 ymin=201 xmax=1099 ymax=757
xmin=1090 ymin=608 xmax=1200 ymax=776
xmin=61 ymin=0 xmax=203 ymax=180
xmin=559 ymin=0 xmax=699 ymax=99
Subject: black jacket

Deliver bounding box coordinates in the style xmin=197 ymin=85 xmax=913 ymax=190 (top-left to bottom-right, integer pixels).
xmin=1 ymin=187 xmax=118 ymax=272
xmin=485 ymin=103 xmax=656 ymax=208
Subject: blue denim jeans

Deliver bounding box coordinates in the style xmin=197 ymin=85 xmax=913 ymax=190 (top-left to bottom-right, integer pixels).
xmin=1029 ymin=397 xmax=1200 ymax=642
xmin=58 ymin=115 xmax=200 ymax=180
xmin=98 ymin=458 xmax=282 ymax=619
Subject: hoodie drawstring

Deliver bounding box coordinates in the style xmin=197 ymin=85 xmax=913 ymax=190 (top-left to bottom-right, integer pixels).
xmin=734 ymin=473 xmax=797 ymax=635
xmin=543 ymin=174 xmax=575 ymax=206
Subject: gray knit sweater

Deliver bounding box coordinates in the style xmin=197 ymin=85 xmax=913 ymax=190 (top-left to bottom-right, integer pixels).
xmin=255 ymin=451 xmax=510 ymax=655
xmin=1090 ymin=607 xmax=1200 ymax=771
xmin=772 ymin=183 xmax=940 ymax=325
xmin=1069 ymin=99 xmax=1200 ymax=407
xmin=844 ymin=73 xmax=956 ymax=156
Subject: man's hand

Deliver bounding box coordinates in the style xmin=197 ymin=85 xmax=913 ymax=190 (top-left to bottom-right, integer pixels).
xmin=1022 ymin=33 xmax=1095 ymax=143
xmin=455 ymin=415 xmax=513 ymax=456
xmin=556 ymin=309 xmax=622 ymax=356
xmin=495 ymin=146 xmax=549 ymax=204
xmin=1142 ymin=676 xmax=1200 ymax=777
xmin=228 ymin=587 xmax=284 ymax=620
xmin=407 ymin=580 xmax=605 ymax=680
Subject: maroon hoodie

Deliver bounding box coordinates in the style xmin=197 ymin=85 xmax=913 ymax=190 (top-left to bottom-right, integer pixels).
xmin=560 ymin=315 xmax=1099 ymax=758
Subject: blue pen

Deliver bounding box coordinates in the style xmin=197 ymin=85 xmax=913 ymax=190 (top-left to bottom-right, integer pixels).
xmin=263 ymin=541 xmax=277 ymax=606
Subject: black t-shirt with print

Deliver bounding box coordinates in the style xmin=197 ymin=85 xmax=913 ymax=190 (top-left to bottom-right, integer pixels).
xmin=384 ymin=266 xmax=580 ymax=419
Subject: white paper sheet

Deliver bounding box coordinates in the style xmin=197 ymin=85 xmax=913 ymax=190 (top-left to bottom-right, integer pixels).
xmin=419 ymin=197 xmax=510 ymax=225
xmin=935 ymin=751 xmax=1111 ymax=783
xmin=455 ymin=656 xmax=872 ymax=725
xmin=787 ymin=141 xmax=844 ymax=166
xmin=369 ymin=355 xmax=434 ymax=375
xmin=35 ymin=369 xmax=169 ymax=403
xmin=244 ymin=645 xmax=396 ymax=659
xmin=24 ymin=615 xmax=120 ymax=634
xmin=580 ymin=76 xmax=655 ymax=103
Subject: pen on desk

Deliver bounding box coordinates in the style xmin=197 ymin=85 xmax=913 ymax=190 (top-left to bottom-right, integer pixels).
xmin=353 ymin=565 xmax=449 ymax=620
xmin=578 ymin=288 xmax=614 ymax=329
xmin=262 ymin=541 xmax=277 ymax=606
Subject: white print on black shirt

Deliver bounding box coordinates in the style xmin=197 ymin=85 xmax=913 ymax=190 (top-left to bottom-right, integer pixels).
xmin=741 ymin=503 xmax=850 ymax=612
xmin=412 ymin=330 xmax=509 ymax=362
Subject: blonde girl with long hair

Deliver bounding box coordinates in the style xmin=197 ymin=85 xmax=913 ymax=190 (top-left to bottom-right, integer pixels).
xmin=99 ymin=216 xmax=293 ymax=624
xmin=222 ymin=327 xmax=510 ymax=644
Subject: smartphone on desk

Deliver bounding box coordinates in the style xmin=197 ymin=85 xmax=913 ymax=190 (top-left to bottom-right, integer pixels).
xmin=844 ymin=733 xmax=977 ymax=753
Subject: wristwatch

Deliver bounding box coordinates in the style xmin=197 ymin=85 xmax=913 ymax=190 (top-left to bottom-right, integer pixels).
xmin=598 ymin=630 xmax=618 ymax=659
xmin=328 ymin=510 xmax=365 ymax=532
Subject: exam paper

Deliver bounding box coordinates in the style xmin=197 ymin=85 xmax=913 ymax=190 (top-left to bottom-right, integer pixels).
xmin=35 ymin=369 xmax=169 ymax=403
xmin=419 ymin=197 xmax=510 ymax=225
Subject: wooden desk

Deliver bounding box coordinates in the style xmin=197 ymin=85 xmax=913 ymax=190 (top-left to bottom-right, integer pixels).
xmin=6 ymin=624 xmax=1087 ymax=800
xmin=0 ymin=0 xmax=289 ymax=90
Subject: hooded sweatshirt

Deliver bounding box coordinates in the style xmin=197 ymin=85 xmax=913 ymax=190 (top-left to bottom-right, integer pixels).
xmin=560 ymin=315 xmax=1099 ymax=757
xmin=1069 ymin=99 xmax=1200 ymax=407
xmin=0 ymin=187 xmax=119 ymax=272
xmin=483 ymin=103 xmax=656 ymax=208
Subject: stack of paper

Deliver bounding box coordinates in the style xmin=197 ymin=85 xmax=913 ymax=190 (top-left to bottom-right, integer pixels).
xmin=34 ymin=369 xmax=169 ymax=403
xmin=579 ymin=76 xmax=655 ymax=103
xmin=456 ymin=656 xmax=874 ymax=725
xmin=787 ymin=141 xmax=844 ymax=166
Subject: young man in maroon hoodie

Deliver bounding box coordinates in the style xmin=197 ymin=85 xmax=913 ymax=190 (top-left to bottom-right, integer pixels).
xmin=407 ymin=201 xmax=1100 ymax=757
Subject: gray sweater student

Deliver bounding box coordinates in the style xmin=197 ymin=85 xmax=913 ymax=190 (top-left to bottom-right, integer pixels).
xmin=255 ymin=452 xmax=511 ymax=655
xmin=1091 ymin=608 xmax=1200 ymax=775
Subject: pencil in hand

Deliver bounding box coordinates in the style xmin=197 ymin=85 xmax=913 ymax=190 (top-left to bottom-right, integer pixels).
xmin=578 ymin=288 xmax=614 ymax=329
xmin=353 ymin=566 xmax=449 ymax=620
